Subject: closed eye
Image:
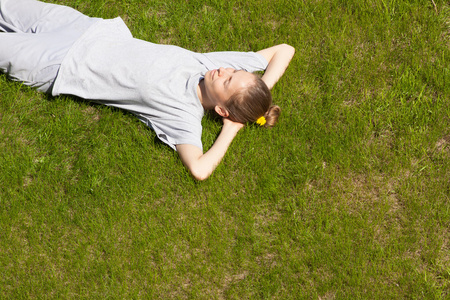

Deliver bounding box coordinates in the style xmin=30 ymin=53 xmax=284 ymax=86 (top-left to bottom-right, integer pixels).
xmin=224 ymin=70 xmax=238 ymax=86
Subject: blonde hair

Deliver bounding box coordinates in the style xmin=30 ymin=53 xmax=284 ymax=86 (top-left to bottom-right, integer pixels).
xmin=225 ymin=75 xmax=281 ymax=127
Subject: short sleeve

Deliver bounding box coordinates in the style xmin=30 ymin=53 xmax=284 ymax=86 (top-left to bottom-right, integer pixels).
xmin=201 ymin=51 xmax=268 ymax=73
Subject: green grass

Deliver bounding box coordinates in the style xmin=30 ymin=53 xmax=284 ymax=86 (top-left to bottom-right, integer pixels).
xmin=1 ymin=0 xmax=449 ymax=298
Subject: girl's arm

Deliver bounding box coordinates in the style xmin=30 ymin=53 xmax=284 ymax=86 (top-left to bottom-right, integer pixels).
xmin=176 ymin=118 xmax=244 ymax=181
xmin=257 ymin=44 xmax=295 ymax=90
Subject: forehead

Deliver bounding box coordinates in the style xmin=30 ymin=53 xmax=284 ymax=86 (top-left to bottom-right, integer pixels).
xmin=229 ymin=70 xmax=255 ymax=89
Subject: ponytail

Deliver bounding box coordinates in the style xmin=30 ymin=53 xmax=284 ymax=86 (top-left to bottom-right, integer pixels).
xmin=263 ymin=105 xmax=281 ymax=128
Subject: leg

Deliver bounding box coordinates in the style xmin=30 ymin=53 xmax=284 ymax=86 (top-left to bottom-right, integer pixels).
xmin=0 ymin=0 xmax=96 ymax=33
xmin=0 ymin=0 xmax=99 ymax=92
xmin=0 ymin=32 xmax=69 ymax=92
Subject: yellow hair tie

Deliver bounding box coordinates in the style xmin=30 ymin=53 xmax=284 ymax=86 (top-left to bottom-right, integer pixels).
xmin=256 ymin=116 xmax=266 ymax=126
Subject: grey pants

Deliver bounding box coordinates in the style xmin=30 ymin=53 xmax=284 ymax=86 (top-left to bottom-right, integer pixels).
xmin=0 ymin=0 xmax=98 ymax=92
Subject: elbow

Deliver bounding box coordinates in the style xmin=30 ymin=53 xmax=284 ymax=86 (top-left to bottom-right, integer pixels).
xmin=189 ymin=165 xmax=211 ymax=181
xmin=191 ymin=171 xmax=210 ymax=181
xmin=193 ymin=175 xmax=208 ymax=181
xmin=177 ymin=144 xmax=214 ymax=181
xmin=283 ymin=44 xmax=295 ymax=58
xmin=281 ymin=43 xmax=295 ymax=51
xmin=277 ymin=43 xmax=295 ymax=58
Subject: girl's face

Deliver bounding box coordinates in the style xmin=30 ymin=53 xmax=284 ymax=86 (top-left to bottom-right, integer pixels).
xmin=204 ymin=67 xmax=255 ymax=105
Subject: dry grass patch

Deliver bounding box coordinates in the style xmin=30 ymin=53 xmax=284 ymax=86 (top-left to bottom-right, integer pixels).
xmin=219 ymin=270 xmax=249 ymax=299
xmin=434 ymin=134 xmax=450 ymax=154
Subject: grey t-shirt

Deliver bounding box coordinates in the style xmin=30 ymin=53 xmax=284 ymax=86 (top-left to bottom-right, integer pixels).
xmin=52 ymin=17 xmax=268 ymax=151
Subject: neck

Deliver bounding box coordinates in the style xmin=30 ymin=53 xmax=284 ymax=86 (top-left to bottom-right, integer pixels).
xmin=197 ymin=79 xmax=214 ymax=110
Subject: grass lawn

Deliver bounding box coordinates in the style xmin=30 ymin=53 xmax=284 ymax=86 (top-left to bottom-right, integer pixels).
xmin=1 ymin=0 xmax=450 ymax=298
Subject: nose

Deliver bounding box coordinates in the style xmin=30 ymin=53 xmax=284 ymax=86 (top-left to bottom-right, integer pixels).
xmin=218 ymin=67 xmax=231 ymax=77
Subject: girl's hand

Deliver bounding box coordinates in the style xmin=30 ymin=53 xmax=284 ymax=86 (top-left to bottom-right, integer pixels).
xmin=223 ymin=117 xmax=245 ymax=131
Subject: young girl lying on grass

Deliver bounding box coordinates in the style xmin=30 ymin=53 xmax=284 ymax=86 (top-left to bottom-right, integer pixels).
xmin=0 ymin=0 xmax=295 ymax=180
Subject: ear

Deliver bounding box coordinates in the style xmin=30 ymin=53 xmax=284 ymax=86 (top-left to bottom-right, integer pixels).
xmin=214 ymin=105 xmax=229 ymax=118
